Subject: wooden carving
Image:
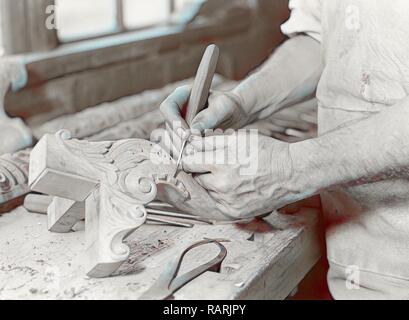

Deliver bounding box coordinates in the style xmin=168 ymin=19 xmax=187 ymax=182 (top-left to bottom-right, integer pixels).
xmin=0 ymin=149 xmax=30 ymax=212
xmin=29 ymin=130 xmax=232 ymax=277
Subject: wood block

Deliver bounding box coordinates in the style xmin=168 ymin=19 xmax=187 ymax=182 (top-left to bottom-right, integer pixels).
xmin=47 ymin=197 xmax=85 ymax=233
xmin=29 ymin=132 xmax=99 ymax=201
xmin=23 ymin=193 xmax=53 ymax=214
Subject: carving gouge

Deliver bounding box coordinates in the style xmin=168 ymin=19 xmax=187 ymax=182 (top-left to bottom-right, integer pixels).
xmin=173 ymin=44 xmax=220 ymax=177
xmin=147 ymin=208 xmax=213 ymax=225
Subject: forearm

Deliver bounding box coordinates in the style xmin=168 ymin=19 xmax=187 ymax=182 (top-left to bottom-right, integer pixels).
xmin=289 ymin=98 xmax=409 ymax=197
xmin=232 ymin=35 xmax=322 ymax=122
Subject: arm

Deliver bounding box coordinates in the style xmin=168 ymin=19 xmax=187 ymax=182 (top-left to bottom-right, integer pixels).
xmin=190 ymin=35 xmax=323 ymax=132
xmin=180 ymin=97 xmax=409 ymax=219
xmin=160 ymin=0 xmax=323 ymax=134
xmin=160 ymin=36 xmax=322 ymax=136
xmin=289 ymin=97 xmax=409 ymax=199
xmin=232 ymin=35 xmax=323 ymax=124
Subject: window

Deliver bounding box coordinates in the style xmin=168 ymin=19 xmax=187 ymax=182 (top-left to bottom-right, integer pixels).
xmin=56 ymin=0 xmax=117 ymax=41
xmin=56 ymin=0 xmax=194 ymax=42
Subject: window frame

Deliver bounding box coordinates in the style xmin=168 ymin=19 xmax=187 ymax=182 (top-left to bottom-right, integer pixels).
xmin=0 ymin=0 xmax=59 ymax=54
xmin=0 ymin=0 xmax=193 ymax=53
xmin=2 ymin=0 xmax=274 ymax=123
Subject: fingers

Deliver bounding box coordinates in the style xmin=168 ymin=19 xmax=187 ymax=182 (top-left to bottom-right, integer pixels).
xmin=188 ymin=134 xmax=228 ymax=152
xmin=160 ymin=86 xmax=191 ymax=134
xmin=191 ymin=94 xmax=236 ymax=132
xmin=194 ymin=173 xmax=217 ymax=191
xmin=182 ymin=154 xmax=214 ymax=174
xmin=182 ymin=141 xmax=230 ymax=174
xmin=279 ymin=195 xmax=322 ymax=214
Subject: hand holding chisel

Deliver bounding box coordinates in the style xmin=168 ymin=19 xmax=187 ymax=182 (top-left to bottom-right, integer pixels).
xmin=172 ymin=44 xmax=220 ymax=177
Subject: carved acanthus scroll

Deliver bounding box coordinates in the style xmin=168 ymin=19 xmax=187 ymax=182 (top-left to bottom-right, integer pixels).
xmin=0 ymin=149 xmax=30 ymax=212
xmin=29 ymin=131 xmax=182 ymax=277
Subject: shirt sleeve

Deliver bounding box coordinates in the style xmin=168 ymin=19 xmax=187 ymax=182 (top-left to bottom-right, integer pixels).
xmin=281 ymin=0 xmax=322 ymax=43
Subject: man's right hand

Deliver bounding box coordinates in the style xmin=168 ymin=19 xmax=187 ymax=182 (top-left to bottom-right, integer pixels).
xmin=159 ymin=85 xmax=249 ymax=139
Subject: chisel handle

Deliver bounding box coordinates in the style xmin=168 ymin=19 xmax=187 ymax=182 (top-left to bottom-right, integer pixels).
xmin=184 ymin=44 xmax=220 ymax=127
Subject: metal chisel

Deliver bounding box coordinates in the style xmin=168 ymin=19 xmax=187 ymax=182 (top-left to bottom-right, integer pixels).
xmin=172 ymin=44 xmax=220 ymax=177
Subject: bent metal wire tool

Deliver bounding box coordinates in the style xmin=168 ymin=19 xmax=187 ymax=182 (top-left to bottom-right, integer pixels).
xmin=140 ymin=238 xmax=229 ymax=300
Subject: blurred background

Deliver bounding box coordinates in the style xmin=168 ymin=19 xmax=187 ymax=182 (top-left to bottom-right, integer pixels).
xmin=56 ymin=0 xmax=192 ymax=41
xmin=0 ymin=0 xmax=291 ymax=126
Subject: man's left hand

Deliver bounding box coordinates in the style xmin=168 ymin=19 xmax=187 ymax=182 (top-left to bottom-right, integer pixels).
xmin=181 ymin=132 xmax=301 ymax=219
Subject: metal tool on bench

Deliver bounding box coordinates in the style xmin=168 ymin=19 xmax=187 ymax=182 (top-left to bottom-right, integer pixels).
xmin=147 ymin=208 xmax=213 ymax=225
xmin=146 ymin=215 xmax=194 ymax=228
xmin=173 ymin=44 xmax=220 ymax=177
xmin=140 ymin=238 xmax=229 ymax=300
xmin=23 ymin=194 xmax=207 ymax=228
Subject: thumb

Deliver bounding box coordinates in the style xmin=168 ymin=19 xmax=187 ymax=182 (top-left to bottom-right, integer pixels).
xmin=191 ymin=96 xmax=236 ymax=132
xmin=182 ymin=152 xmax=215 ymax=174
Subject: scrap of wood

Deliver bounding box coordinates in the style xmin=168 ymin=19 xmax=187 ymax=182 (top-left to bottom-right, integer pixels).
xmin=47 ymin=197 xmax=85 ymax=233
xmin=23 ymin=194 xmax=53 ymax=214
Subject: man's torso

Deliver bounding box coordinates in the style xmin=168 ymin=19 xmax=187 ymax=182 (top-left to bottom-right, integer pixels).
xmin=317 ymin=0 xmax=409 ymax=299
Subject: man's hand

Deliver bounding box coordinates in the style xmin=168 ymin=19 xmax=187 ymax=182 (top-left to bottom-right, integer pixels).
xmin=180 ymin=132 xmax=300 ymax=219
xmin=159 ymin=85 xmax=249 ymax=140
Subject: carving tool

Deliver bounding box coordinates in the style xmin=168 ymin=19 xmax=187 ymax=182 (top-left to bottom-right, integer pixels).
xmin=140 ymin=238 xmax=229 ymax=300
xmin=147 ymin=216 xmax=194 ymax=228
xmin=148 ymin=201 xmax=177 ymax=209
xmin=172 ymin=44 xmax=220 ymax=177
xmin=147 ymin=208 xmax=213 ymax=225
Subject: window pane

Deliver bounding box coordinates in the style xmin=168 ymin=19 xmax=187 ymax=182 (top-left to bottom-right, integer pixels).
xmin=175 ymin=0 xmax=192 ymax=11
xmin=123 ymin=0 xmax=170 ymax=29
xmin=56 ymin=0 xmax=117 ymax=41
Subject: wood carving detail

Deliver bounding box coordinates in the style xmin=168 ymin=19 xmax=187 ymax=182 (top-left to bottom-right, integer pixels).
xmin=0 ymin=149 xmax=30 ymax=208
xmin=29 ymin=130 xmax=193 ymax=277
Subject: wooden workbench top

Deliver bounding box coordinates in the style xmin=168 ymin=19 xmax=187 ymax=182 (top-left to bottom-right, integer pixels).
xmin=0 ymin=206 xmax=321 ymax=300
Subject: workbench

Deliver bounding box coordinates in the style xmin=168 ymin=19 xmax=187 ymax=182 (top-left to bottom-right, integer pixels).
xmin=0 ymin=206 xmax=321 ymax=300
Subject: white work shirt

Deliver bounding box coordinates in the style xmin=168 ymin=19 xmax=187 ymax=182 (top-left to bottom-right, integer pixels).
xmin=282 ymin=0 xmax=409 ymax=299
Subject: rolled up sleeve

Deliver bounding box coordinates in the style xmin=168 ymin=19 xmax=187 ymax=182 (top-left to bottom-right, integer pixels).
xmin=281 ymin=0 xmax=322 ymax=43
